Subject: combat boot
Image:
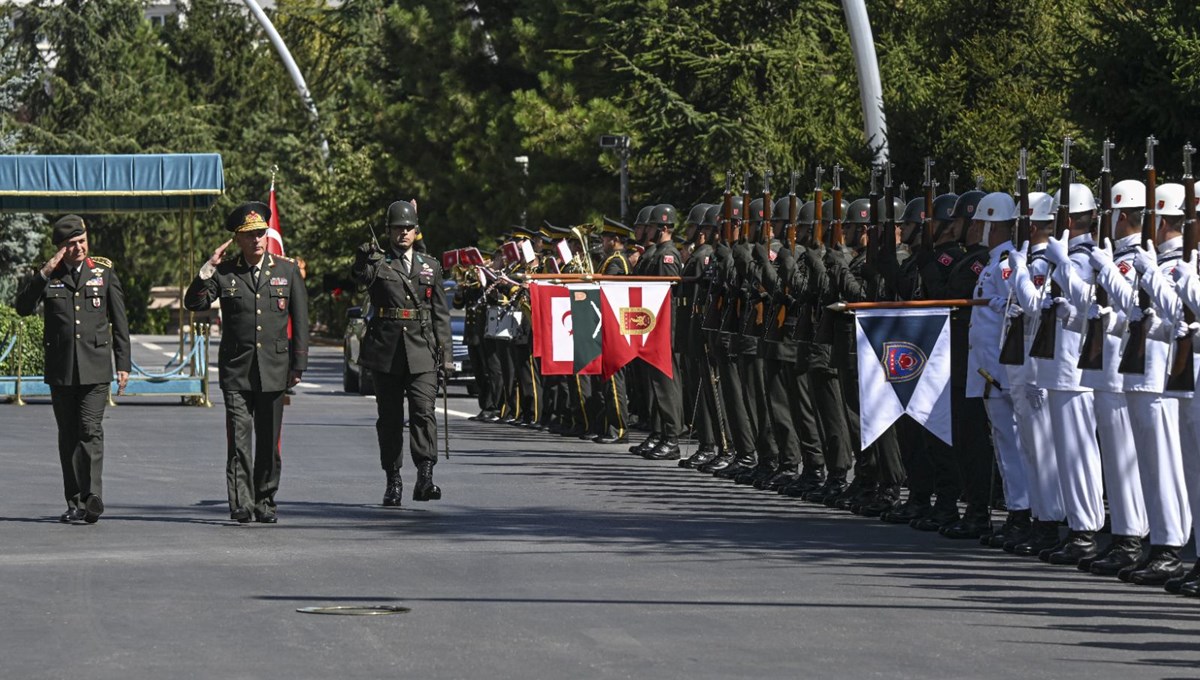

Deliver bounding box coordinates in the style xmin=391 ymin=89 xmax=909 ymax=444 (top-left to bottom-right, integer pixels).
xmin=911 ymin=503 xmax=959 ymax=532
xmin=1047 ymin=531 xmax=1100 ymax=565
xmin=1127 ymin=545 xmax=1185 ymax=586
xmin=1164 ymin=559 xmax=1200 ymax=594
xmin=782 ymin=467 xmax=824 ymax=497
xmin=382 ymin=467 xmax=403 ymax=507
xmin=760 ymin=467 xmax=799 ymax=492
xmin=412 ymin=461 xmax=442 ymax=502
xmin=629 ymin=433 xmax=661 ymax=456
xmin=986 ymin=509 xmax=1031 ymax=548
xmin=1010 ymin=520 xmax=1059 ymax=555
xmin=827 ymin=477 xmax=868 ymax=508
xmin=859 ymin=485 xmax=902 ymax=518
xmin=803 ymin=476 xmax=847 ymax=504
xmin=880 ymin=497 xmax=930 ymax=524
xmin=644 ymin=438 xmax=681 ymax=460
xmin=698 ymin=451 xmax=735 ymax=474
xmin=679 ymin=445 xmax=718 ymax=469
xmin=1086 ymin=535 xmax=1142 ymax=576
xmin=715 ymin=451 xmax=757 ymax=480
xmin=940 ymin=507 xmax=992 ymax=539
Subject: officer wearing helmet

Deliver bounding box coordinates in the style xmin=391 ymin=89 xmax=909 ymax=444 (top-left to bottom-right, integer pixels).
xmin=676 ymin=204 xmax=719 ymax=461
xmin=352 ymin=199 xmax=452 ymax=507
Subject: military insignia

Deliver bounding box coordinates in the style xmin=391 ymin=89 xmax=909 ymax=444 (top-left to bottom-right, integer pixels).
xmin=768 ymin=250 xmax=777 ymax=261
xmin=275 ymin=287 xmax=284 ymax=296
xmin=1118 ymin=261 xmax=1132 ymax=275
xmin=937 ymin=253 xmax=954 ymax=267
xmin=277 ymin=298 xmax=287 ymax=311
xmin=1033 ymin=275 xmax=1046 ymax=286
xmin=970 ymin=261 xmax=984 ymax=275
xmin=882 ymin=341 xmax=926 ymax=383
xmin=91 ymin=297 xmax=102 ymax=308
xmin=619 ymin=307 xmax=657 ymax=335
xmin=49 ymin=280 xmax=65 ymax=288
xmin=663 ymin=255 xmax=675 ymax=264
xmin=269 ymin=277 xmax=288 ymax=286
xmin=703 ymin=256 xmax=710 ymax=266
xmin=85 ymin=277 xmax=104 ymax=286
xmin=1001 ymin=267 xmax=1012 ymax=280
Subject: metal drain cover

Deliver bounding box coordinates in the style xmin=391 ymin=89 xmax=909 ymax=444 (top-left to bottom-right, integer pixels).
xmin=297 ymin=605 xmax=411 ymax=616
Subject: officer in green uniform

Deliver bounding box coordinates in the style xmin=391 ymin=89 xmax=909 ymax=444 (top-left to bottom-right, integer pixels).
xmin=185 ymin=202 xmax=309 ymax=524
xmin=16 ymin=215 xmax=131 ymax=524
xmin=352 ymin=200 xmax=452 ymax=506
xmin=636 ymin=204 xmax=685 ymax=459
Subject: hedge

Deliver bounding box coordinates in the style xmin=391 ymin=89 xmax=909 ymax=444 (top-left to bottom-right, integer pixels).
xmin=0 ymin=304 xmax=45 ymax=376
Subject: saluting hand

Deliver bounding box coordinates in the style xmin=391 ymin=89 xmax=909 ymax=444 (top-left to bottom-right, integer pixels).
xmin=40 ymin=246 xmax=68 ymax=278
xmin=209 ymin=239 xmax=233 ymax=267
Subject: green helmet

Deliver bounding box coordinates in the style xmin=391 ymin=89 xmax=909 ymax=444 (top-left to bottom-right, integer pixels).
xmin=747 ymin=198 xmax=765 ymax=225
xmin=932 ymin=193 xmax=959 ymax=222
xmin=386 ymin=200 xmax=418 ymax=227
xmin=685 ymin=203 xmax=711 ymax=227
xmin=634 ymin=206 xmax=654 ymax=227
xmin=821 ymin=198 xmax=850 ymax=224
xmin=701 ymin=204 xmax=722 ymax=228
xmin=771 ymin=197 xmax=791 ymax=222
xmin=877 ymin=197 xmax=906 ymax=222
xmin=797 ymin=201 xmax=816 ymax=226
xmin=900 ymin=197 xmax=925 ymax=224
xmin=950 ymin=190 xmax=986 ymax=221
xmin=845 ymin=198 xmax=873 ymax=225
xmin=650 ymin=203 xmax=677 ymax=227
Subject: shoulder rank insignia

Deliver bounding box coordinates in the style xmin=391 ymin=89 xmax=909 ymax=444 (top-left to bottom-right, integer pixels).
xmin=89 ymin=256 xmax=113 ymax=268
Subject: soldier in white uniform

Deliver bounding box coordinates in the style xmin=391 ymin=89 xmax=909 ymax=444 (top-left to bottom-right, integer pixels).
xmin=1005 ymin=194 xmax=1068 ymax=555
xmin=1169 ymin=203 xmax=1200 ymax=595
xmin=967 ymin=192 xmax=1032 ymax=547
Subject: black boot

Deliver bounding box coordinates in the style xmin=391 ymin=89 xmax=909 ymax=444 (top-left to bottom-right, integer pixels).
xmin=781 ymin=468 xmax=825 ymax=497
xmin=940 ymin=507 xmax=992 ymax=539
xmin=1127 ymin=545 xmax=1185 ymax=586
xmin=987 ymin=510 xmax=1032 ymax=548
xmin=629 ymin=433 xmax=661 ymax=456
xmin=859 ymin=485 xmax=902 ymax=518
xmin=803 ymin=476 xmax=848 ymax=504
xmin=412 ymin=461 xmax=442 ymax=502
xmin=1011 ymin=520 xmax=1060 ymax=555
xmin=382 ymin=467 xmax=403 ymax=507
xmin=1087 ymin=535 xmax=1143 ymax=576
xmin=715 ymin=451 xmax=757 ymax=479
xmin=911 ymin=503 xmax=959 ymax=532
xmin=1164 ymin=558 xmax=1200 ymax=594
xmin=760 ymin=467 xmax=799 ymax=492
xmin=679 ymin=445 xmax=718 ymax=469
xmin=1047 ymin=531 xmax=1100 ymax=565
xmin=735 ymin=462 xmax=772 ymax=486
xmin=644 ymin=438 xmax=681 ymax=460
xmin=880 ymin=497 xmax=931 ymax=524
xmin=698 ymin=451 xmax=735 ymax=474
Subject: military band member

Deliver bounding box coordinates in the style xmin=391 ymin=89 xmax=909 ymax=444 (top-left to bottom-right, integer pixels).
xmin=16 ymin=215 xmax=131 ymax=524
xmin=592 ymin=221 xmax=634 ymax=444
xmin=185 ymin=202 xmax=309 ymax=524
xmin=352 ymin=200 xmax=452 ymax=506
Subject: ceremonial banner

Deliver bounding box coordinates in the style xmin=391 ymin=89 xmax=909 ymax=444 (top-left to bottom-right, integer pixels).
xmin=567 ymin=284 xmax=602 ymax=374
xmin=855 ymin=308 xmax=953 ymax=449
xmin=266 ymin=184 xmax=285 ymax=257
xmin=529 ymin=282 xmax=573 ymax=374
xmin=599 ymin=281 xmax=673 ymax=379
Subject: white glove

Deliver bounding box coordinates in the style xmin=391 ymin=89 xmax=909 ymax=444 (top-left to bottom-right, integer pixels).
xmin=1045 ymin=229 xmax=1071 ymax=268
xmin=1175 ymin=320 xmax=1192 ymax=339
xmin=1171 ymin=255 xmax=1197 ymax=285
xmin=1089 ymin=238 xmax=1114 ymax=271
xmin=988 ymin=297 xmax=1009 ymax=314
xmin=1007 ymin=242 xmax=1028 ymax=272
xmin=1025 ymin=385 xmax=1046 ymax=411
xmin=1132 ymin=242 xmax=1158 ymax=275
xmin=1006 ymin=302 xmax=1024 ymax=319
xmin=1129 ymin=306 xmax=1155 ymax=324
xmin=1087 ymin=303 xmax=1111 ymax=320
xmin=1053 ymin=297 xmax=1071 ymax=320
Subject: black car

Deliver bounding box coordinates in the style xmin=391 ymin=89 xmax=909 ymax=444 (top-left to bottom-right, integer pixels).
xmin=343 ymin=301 xmax=473 ymax=395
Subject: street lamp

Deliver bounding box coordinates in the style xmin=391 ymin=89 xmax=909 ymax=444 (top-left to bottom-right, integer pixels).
xmin=599 ymin=135 xmax=630 ymax=224
xmin=514 ymin=155 xmax=529 ymax=227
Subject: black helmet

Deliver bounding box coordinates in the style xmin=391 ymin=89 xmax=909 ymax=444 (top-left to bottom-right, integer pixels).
xmin=900 ymin=197 xmax=925 ymax=224
xmin=649 ymin=203 xmax=677 ymax=227
xmin=877 ymin=196 xmax=906 ymax=222
xmin=845 ymin=198 xmax=872 ymax=225
xmin=634 ymin=205 xmax=653 ymax=227
xmin=821 ymin=198 xmax=851 ymax=224
xmin=701 ymin=204 xmax=721 ymax=228
xmin=950 ymin=190 xmax=986 ymax=221
xmin=386 ymin=200 xmax=418 ymax=227
xmin=932 ymin=193 xmax=959 ymax=222
xmin=771 ymin=197 xmax=791 ymax=222
xmin=747 ymin=198 xmax=765 ymax=225
xmin=727 ymin=196 xmax=745 ymax=222
xmin=797 ymin=201 xmax=816 ymax=226
xmin=685 ymin=203 xmax=710 ymax=226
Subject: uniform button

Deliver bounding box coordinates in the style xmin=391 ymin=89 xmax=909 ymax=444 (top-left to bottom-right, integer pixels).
xmin=256 ymin=342 xmax=261 ymax=348
xmin=75 ymin=292 xmax=80 ymax=297
xmin=256 ymin=309 xmax=262 ymax=315
xmin=256 ymin=293 xmax=261 ymax=299
xmin=75 ymin=319 xmax=80 ymax=324
xmin=256 ymin=325 xmax=262 ymax=331
xmin=75 ymin=334 xmax=81 ymax=339
xmin=75 ymin=305 xmax=80 ymax=311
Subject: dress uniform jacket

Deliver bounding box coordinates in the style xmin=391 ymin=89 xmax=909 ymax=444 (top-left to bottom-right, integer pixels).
xmin=185 ymin=253 xmax=309 ymax=392
xmin=16 ymin=257 xmax=131 ymax=385
xmin=601 ymin=250 xmax=631 ymax=276
xmin=966 ymin=243 xmax=1013 ymax=397
xmin=352 ymin=247 xmax=452 ymax=376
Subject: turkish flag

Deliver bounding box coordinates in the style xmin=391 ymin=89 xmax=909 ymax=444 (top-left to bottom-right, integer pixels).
xmin=267 ymin=186 xmax=285 ymax=257
xmin=599 ymin=281 xmax=673 ymax=379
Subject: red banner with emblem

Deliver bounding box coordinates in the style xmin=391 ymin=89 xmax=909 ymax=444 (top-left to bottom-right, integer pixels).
xmin=599 ymin=281 xmax=673 ymax=379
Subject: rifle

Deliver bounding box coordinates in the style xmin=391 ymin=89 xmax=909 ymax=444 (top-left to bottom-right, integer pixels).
xmin=788 ymin=166 xmax=824 ymax=342
xmin=764 ymin=171 xmax=798 ymax=342
xmin=881 ymin=162 xmax=896 ymax=267
xmin=1119 ymin=136 xmax=1159 ymax=375
xmin=1078 ymin=139 xmax=1115 ymax=370
xmin=1166 ymin=142 xmax=1197 ymax=391
xmin=867 ymin=164 xmax=881 ymax=268
xmin=1030 ymin=136 xmax=1073 ymax=359
xmin=948 ymin=171 xmax=958 ymax=195
xmin=999 ymin=147 xmax=1031 ymax=365
xmin=718 ymin=172 xmax=753 ymax=333
xmin=700 ymin=172 xmax=734 ymax=331
xmin=812 ymin=166 xmax=826 ymax=246
xmin=975 ymin=175 xmax=985 ymax=191
xmin=1037 ymin=168 xmax=1049 ymax=193
xmin=740 ymin=171 xmax=772 ymax=335
xmin=830 ymin=164 xmax=844 ymax=247
xmin=922 ymin=157 xmax=936 ymax=253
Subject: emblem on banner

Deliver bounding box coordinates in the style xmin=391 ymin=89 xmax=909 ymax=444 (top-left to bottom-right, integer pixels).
xmin=619 ymin=307 xmax=656 ymax=335
xmin=882 ymin=341 xmax=926 ymax=383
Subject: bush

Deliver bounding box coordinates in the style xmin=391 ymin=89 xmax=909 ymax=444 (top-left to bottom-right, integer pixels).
xmin=0 ymin=303 xmax=45 ymax=376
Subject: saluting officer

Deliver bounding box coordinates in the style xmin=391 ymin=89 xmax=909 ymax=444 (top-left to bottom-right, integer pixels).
xmin=352 ymin=200 xmax=452 ymax=506
xmin=185 ymin=202 xmax=309 ymax=524
xmin=636 ymin=204 xmax=685 ymax=459
xmin=16 ymin=215 xmax=131 ymax=524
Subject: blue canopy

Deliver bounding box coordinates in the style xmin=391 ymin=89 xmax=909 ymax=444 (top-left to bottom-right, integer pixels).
xmin=0 ymin=154 xmax=225 ymax=214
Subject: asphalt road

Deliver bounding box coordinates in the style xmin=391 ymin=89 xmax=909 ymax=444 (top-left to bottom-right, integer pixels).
xmin=1 ymin=337 xmax=1198 ymax=679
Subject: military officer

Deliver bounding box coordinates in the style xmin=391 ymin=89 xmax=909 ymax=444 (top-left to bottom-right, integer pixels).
xmin=16 ymin=215 xmax=131 ymax=524
xmin=635 ymin=204 xmax=685 ymax=459
xmin=185 ymin=202 xmax=309 ymax=524
xmin=593 ymin=221 xmax=634 ymax=444
xmin=352 ymin=200 xmax=452 ymax=506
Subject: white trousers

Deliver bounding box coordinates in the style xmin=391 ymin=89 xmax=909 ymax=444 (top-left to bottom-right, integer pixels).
xmin=1178 ymin=396 xmax=1200 ymax=557
xmin=983 ymin=392 xmax=1029 ymax=511
xmin=1093 ymin=390 xmax=1149 ymax=537
xmin=1047 ymin=389 xmax=1104 ymax=532
xmin=1012 ymin=384 xmax=1065 ymax=521
xmin=1126 ymin=392 xmax=1191 ymax=547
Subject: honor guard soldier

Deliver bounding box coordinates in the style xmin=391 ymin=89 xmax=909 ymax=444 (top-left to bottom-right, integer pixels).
xmin=352 ymin=200 xmax=452 ymax=506
xmin=16 ymin=215 xmax=131 ymax=524
xmin=185 ymin=202 xmax=309 ymax=524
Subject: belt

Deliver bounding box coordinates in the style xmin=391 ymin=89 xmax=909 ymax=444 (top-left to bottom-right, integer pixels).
xmin=377 ymin=307 xmax=429 ymax=320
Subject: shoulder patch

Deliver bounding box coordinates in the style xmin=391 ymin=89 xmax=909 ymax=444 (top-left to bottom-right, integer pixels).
xmin=970 ymin=261 xmax=984 ymax=275
xmin=1117 ymin=261 xmax=1132 ymax=276
xmin=937 ymin=253 xmax=954 ymax=267
xmin=663 ymin=255 xmax=675 ymax=264
xmin=89 ymin=256 xmax=113 ymax=268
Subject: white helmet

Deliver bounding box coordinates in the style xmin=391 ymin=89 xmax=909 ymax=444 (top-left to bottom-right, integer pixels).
xmin=1111 ymin=179 xmax=1146 ymax=210
xmin=1052 ymin=182 xmax=1098 ymax=214
xmin=1156 ymin=183 xmax=1185 ymax=217
xmin=976 ymin=192 xmax=1017 ymax=222
xmin=1026 ymin=191 xmax=1055 ymax=221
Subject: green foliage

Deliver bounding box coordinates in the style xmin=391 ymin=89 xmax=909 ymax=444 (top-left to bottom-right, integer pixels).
xmin=0 ymin=303 xmax=45 ymax=376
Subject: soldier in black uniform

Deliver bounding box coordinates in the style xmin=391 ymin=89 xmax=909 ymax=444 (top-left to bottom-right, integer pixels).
xmin=352 ymin=200 xmax=452 ymax=506
xmin=593 ymin=221 xmax=634 ymax=444
xmin=185 ymin=202 xmax=309 ymax=523
xmin=635 ymin=204 xmax=685 ymax=459
xmin=678 ymin=205 xmax=723 ymax=466
xmin=16 ymin=215 xmax=131 ymax=524
xmin=453 ymin=265 xmax=491 ymax=420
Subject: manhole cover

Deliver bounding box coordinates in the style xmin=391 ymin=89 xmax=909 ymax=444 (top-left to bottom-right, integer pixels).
xmin=297 ymin=605 xmax=411 ymax=616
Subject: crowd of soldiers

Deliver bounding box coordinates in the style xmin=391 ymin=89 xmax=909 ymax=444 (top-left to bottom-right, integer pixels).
xmin=450 ymin=137 xmax=1200 ymax=600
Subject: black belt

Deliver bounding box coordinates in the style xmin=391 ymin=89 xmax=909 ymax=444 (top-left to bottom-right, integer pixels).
xmin=377 ymin=307 xmax=429 ymax=320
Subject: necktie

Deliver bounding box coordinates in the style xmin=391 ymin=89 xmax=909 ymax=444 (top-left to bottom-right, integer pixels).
xmin=251 ymin=265 xmax=260 ymax=288
xmin=398 ymin=251 xmax=410 ymax=276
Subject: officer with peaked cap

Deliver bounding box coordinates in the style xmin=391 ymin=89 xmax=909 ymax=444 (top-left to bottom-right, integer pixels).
xmin=592 ymin=221 xmax=635 ymax=444
xmin=16 ymin=215 xmax=131 ymax=524
xmin=352 ymin=199 xmax=452 ymax=506
xmin=185 ymin=202 xmax=309 ymax=523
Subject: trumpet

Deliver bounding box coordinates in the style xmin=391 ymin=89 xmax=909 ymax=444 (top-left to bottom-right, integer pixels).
xmin=569 ymin=224 xmax=595 ymax=274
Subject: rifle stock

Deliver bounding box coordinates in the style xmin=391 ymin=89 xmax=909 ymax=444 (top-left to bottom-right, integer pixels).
xmin=1119 ymin=136 xmax=1159 ymax=375
xmin=999 ymin=148 xmax=1031 ymax=365
xmin=1030 ymin=137 xmax=1073 ymax=359
xmin=1078 ymin=139 xmax=1115 ymax=370
xmin=1166 ymin=142 xmax=1196 ymax=391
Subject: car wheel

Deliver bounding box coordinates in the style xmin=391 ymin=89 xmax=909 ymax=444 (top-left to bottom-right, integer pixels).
xmin=360 ymin=368 xmax=376 ymax=396
xmin=343 ymin=360 xmax=360 ymax=393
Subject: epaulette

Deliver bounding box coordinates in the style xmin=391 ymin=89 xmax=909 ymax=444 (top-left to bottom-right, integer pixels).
xmin=90 ymin=256 xmax=113 ymax=268
xmin=273 ymin=254 xmax=296 ymax=264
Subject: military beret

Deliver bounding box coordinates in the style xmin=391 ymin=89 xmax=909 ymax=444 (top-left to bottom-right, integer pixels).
xmin=51 ymin=214 xmax=86 ymax=245
xmin=225 ymin=201 xmax=271 ymax=233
